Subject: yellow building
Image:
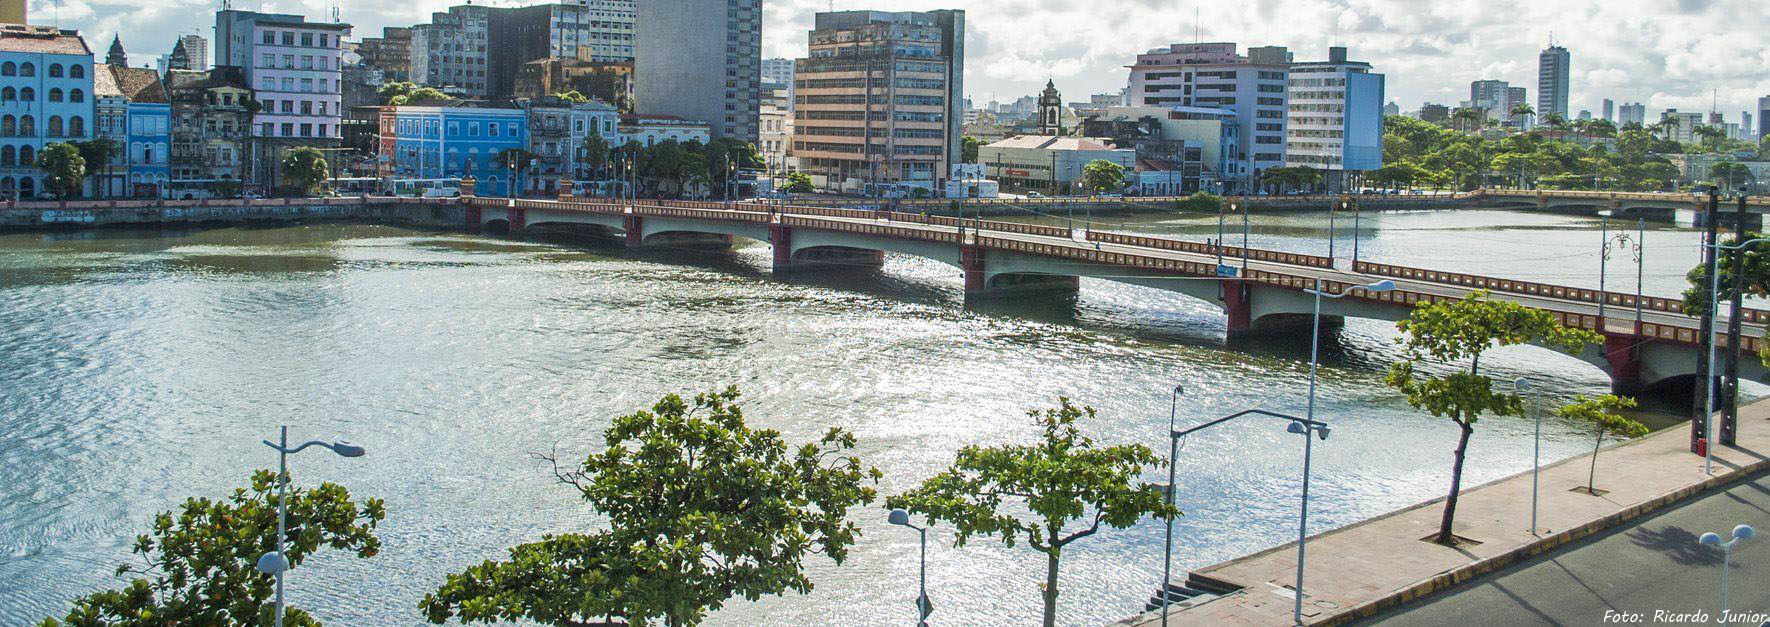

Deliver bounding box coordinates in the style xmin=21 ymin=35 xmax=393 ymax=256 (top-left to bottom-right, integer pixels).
xmin=0 ymin=0 xmax=23 ymax=25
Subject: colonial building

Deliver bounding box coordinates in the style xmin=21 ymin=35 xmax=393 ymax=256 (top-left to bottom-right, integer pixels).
xmin=617 ymin=114 xmax=709 ymax=147
xmin=379 ymin=102 xmax=528 ymax=196
xmin=0 ymin=23 xmax=95 ymax=199
xmin=511 ymin=57 xmax=631 ymax=109
xmin=93 ymin=64 xmax=170 ymax=197
xmin=165 ymin=67 xmax=253 ymax=193
xmin=1036 ymin=80 xmax=1063 ymax=136
xmin=354 ymin=26 xmax=411 ymax=83
xmin=977 ymin=135 xmax=1135 ymax=194
xmin=524 ymin=96 xmax=619 ymax=195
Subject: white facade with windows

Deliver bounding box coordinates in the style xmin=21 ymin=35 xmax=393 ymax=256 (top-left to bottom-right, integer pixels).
xmin=0 ymin=24 xmax=94 ymax=199
xmin=1285 ymin=47 xmax=1384 ymax=179
xmin=1127 ymin=42 xmax=1290 ymax=182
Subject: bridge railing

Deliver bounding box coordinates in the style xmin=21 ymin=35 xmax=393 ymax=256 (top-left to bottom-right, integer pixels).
xmin=1354 ymin=259 xmax=1770 ymax=326
xmin=780 ymin=214 xmax=960 ymax=244
xmin=1084 ymin=230 xmax=1337 ymax=269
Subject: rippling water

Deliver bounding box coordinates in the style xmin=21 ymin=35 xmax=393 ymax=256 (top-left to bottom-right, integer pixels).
xmin=0 ymin=208 xmax=1738 ymax=626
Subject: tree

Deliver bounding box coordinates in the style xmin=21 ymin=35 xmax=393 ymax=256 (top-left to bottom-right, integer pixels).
xmin=782 ymin=171 xmax=813 ymax=194
xmin=1385 ymin=290 xmax=1601 ymax=545
xmin=379 ymin=81 xmax=449 ymax=106
xmin=577 ymin=134 xmax=611 ymax=185
xmin=1452 ymin=107 xmax=1485 ymax=133
xmin=886 ymin=398 xmax=1177 ymax=627
xmin=1657 ymin=112 xmax=1683 ymax=143
xmin=1080 ymin=159 xmax=1127 ymax=195
xmin=1555 ymin=394 xmax=1645 ymax=495
xmin=1693 ymin=124 xmax=1726 ymax=154
xmin=1681 ymin=232 xmax=1770 ymax=317
xmin=36 ymin=142 xmax=86 ymax=199
xmin=72 ymin=138 xmax=120 ymax=197
xmin=41 ymin=471 xmax=384 ymax=627
xmin=961 ymin=135 xmax=983 ymax=164
xmin=281 ymin=147 xmax=329 ymax=196
xmin=423 ymin=387 xmax=880 ymax=627
xmin=553 ymin=90 xmax=590 ymax=103
xmin=1509 ymin=102 xmax=1534 ymax=121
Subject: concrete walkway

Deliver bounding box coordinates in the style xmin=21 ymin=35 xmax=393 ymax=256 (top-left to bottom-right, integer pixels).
xmin=1120 ymin=402 xmax=1770 ymax=626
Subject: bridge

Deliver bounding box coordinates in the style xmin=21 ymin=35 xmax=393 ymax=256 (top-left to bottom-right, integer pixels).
xmin=463 ymin=188 xmax=1770 ymax=395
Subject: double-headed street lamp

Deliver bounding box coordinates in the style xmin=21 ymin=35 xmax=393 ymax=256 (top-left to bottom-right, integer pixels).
xmin=1158 ymin=406 xmax=1332 ymax=627
xmin=1698 ymin=524 xmax=1755 ymax=618
xmin=887 ymin=509 xmax=932 ymax=627
xmin=255 ymin=426 xmax=366 ymax=627
xmin=1699 ymin=234 xmax=1770 ymax=476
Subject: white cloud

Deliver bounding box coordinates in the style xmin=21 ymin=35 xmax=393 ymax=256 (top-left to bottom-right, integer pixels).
xmin=57 ymin=0 xmax=1770 ymax=119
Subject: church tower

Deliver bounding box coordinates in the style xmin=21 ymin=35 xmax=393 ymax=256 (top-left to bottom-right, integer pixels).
xmin=1037 ymin=79 xmax=1064 ymax=136
xmin=168 ymin=38 xmax=192 ymax=71
xmin=106 ymin=36 xmax=127 ymax=67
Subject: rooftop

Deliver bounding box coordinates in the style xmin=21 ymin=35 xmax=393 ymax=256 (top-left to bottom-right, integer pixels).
xmin=0 ymin=24 xmax=91 ymax=56
xmin=109 ymin=66 xmax=167 ymax=103
xmin=985 ymin=134 xmax=1122 ymax=151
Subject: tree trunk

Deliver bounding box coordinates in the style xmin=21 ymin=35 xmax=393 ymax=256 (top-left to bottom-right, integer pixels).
xmin=1042 ymin=547 xmax=1060 ymax=627
xmin=1437 ymin=422 xmax=1475 ymax=544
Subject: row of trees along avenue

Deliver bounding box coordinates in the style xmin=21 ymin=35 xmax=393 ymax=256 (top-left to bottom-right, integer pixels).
xmin=42 ymin=289 xmax=1678 ymax=626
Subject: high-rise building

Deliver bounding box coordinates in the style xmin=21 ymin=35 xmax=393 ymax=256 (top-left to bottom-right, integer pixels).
xmin=410 ymin=5 xmax=491 ymax=97
xmin=793 ymin=9 xmax=964 ymax=193
xmin=1383 ymin=101 xmax=1400 ymax=116
xmin=761 ymin=57 xmax=794 ymax=113
xmin=1506 ymin=87 xmax=1529 ymax=126
xmin=176 ymin=34 xmax=209 ymax=71
xmin=1577 ymin=109 xmax=1591 ymax=121
xmin=1618 ymin=102 xmax=1646 ymax=126
xmin=410 ymin=2 xmax=633 ymax=100
xmin=1469 ymin=79 xmax=1508 ymax=113
xmin=1758 ymin=96 xmax=1769 ymax=139
xmin=1602 ymin=98 xmax=1614 ymax=122
xmin=1537 ymin=44 xmax=1570 ymax=118
xmin=1285 ymin=46 xmax=1383 ymax=187
xmin=1418 ymin=103 xmax=1450 ymax=123
xmin=1662 ymin=109 xmax=1702 ymax=143
xmin=1126 ymin=42 xmax=1291 ymax=177
xmin=215 ymin=9 xmax=351 ymax=188
xmin=355 ymin=27 xmax=411 ymax=83
xmin=761 ymin=57 xmax=794 ymax=85
xmin=636 ymin=0 xmax=760 ymax=141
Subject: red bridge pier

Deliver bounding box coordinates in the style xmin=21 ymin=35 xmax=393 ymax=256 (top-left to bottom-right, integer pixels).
xmin=1604 ymin=332 xmax=1645 ymax=395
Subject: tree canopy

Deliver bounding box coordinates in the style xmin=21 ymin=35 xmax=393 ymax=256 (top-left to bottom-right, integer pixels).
xmin=423 ymin=387 xmax=881 ymax=627
xmin=280 ymin=147 xmax=329 ymax=196
xmin=36 ymin=142 xmax=86 ymax=199
xmin=1555 ymin=394 xmax=1644 ymax=494
xmin=1080 ymin=159 xmax=1128 ymax=194
xmin=379 ymin=82 xmax=450 ymax=106
xmin=41 ymin=471 xmax=384 ymax=627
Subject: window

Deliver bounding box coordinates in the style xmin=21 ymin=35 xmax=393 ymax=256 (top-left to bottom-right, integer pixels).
xmin=47 ymin=116 xmax=62 ymax=136
xmin=262 ymin=54 xmax=274 ymax=67
xmin=47 ymin=89 xmax=61 ymax=102
xmin=262 ymin=122 xmax=273 ymax=136
xmin=301 ymin=32 xmax=313 ymax=46
xmin=1 ymin=62 xmax=13 ymax=76
xmin=0 ymin=145 xmax=12 ymax=166
xmin=263 ymin=31 xmax=275 ymax=45
xmin=282 ymin=31 xmax=295 ymax=46
xmin=20 ymin=63 xmax=34 ymax=77
xmin=282 ymin=55 xmax=294 ymax=68
xmin=299 ymin=123 xmax=312 ymax=137
xmin=488 ymin=122 xmax=498 ymax=136
xmin=280 ymin=122 xmax=293 ymax=136
xmin=48 ymin=64 xmax=61 ymax=78
xmin=68 ymin=116 xmax=82 ymax=136
xmin=68 ymin=65 xmax=82 ymax=79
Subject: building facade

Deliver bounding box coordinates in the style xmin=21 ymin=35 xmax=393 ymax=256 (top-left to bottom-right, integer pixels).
xmin=355 ymin=26 xmax=411 ymax=83
xmin=792 ymin=9 xmax=965 ymax=193
xmin=0 ymin=24 xmax=94 ymax=199
xmin=1537 ymin=44 xmax=1570 ymax=119
xmin=512 ymin=57 xmax=631 ymax=108
xmin=1076 ymin=105 xmax=1241 ymax=193
xmin=166 ymin=66 xmax=254 ymax=192
xmin=616 ymin=113 xmax=710 ymax=147
xmin=173 ymin=34 xmax=210 ymax=71
xmin=1602 ymin=98 xmax=1614 ymax=122
xmin=1759 ymin=96 xmax=1769 ymax=139
xmin=410 ymin=5 xmax=491 ymax=97
xmin=1126 ymin=42 xmax=1290 ymax=178
xmin=216 ymin=10 xmax=350 ymax=188
xmin=635 ymin=0 xmax=760 ymax=141
xmin=1285 ymin=46 xmax=1383 ymax=185
xmin=977 ymin=135 xmax=1134 ymax=194
xmin=759 ymin=102 xmax=792 ymax=175
xmin=93 ymin=64 xmax=170 ymax=197
xmin=1618 ymin=102 xmax=1646 ymax=126
xmin=525 ymin=96 xmax=619 ymax=194
xmin=379 ymin=103 xmax=528 ymax=196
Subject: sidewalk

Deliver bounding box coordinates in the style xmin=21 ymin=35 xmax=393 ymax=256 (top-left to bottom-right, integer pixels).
xmin=1120 ymin=401 xmax=1770 ymax=626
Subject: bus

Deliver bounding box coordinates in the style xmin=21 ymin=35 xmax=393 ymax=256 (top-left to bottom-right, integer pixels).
xmin=387 ymin=178 xmax=461 ymax=198
xmin=327 ymin=177 xmax=381 ymax=196
xmin=165 ymin=179 xmax=253 ymax=200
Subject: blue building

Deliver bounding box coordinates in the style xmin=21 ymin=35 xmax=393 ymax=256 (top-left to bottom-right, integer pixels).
xmin=94 ymin=64 xmax=170 ymax=197
xmin=379 ymin=103 xmax=528 ymax=196
xmin=1285 ymin=47 xmax=1385 ymax=190
xmin=0 ymin=24 xmax=95 ymax=199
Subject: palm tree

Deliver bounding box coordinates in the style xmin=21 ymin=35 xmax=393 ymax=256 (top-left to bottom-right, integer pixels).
xmin=1658 ymin=112 xmax=1682 ymax=142
xmin=1541 ymin=112 xmax=1569 ymax=132
xmin=1509 ymin=103 xmax=1535 ymax=130
xmin=1452 ymin=108 xmax=1485 ymax=134
xmin=494 ymin=147 xmax=539 ymax=198
xmin=1693 ymin=124 xmax=1726 ymax=153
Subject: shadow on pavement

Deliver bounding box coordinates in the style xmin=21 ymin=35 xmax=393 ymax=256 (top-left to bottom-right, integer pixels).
xmin=1625 ymin=525 xmax=1723 ymax=566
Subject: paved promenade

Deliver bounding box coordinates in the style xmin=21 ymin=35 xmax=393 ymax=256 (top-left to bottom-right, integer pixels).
xmin=1120 ymin=402 xmax=1770 ymax=626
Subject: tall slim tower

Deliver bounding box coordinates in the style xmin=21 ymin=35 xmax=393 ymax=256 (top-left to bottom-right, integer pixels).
xmin=1537 ymin=43 xmax=1570 ymax=118
xmin=1037 ymin=80 xmax=1064 ymax=135
xmin=0 ymin=0 xmax=23 ymax=24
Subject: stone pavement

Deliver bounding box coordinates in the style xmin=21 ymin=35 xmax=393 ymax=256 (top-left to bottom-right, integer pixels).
xmin=1118 ymin=401 xmax=1770 ymax=626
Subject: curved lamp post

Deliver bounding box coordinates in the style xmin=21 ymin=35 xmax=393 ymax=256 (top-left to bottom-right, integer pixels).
xmin=887 ymin=509 xmax=931 ymax=627
xmin=1698 ymin=524 xmax=1755 ymax=618
xmin=1159 ymin=384 xmax=1183 ymax=625
xmin=1302 ymin=280 xmax=1397 ymax=422
xmin=1159 ymin=408 xmax=1331 ymax=627
xmin=256 ymin=426 xmax=365 ymax=627
xmin=1701 ymin=236 xmax=1770 ymax=476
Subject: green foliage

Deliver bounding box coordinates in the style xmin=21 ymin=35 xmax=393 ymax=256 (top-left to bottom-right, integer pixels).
xmin=280 ymin=147 xmax=329 ymax=196
xmin=36 ymin=142 xmax=86 ymax=199
xmin=783 ymin=171 xmax=814 ymax=194
xmin=41 ymin=471 xmax=384 ymax=627
xmin=379 ymin=81 xmax=450 ymax=106
xmin=1386 ymin=290 xmax=1601 ymax=543
xmin=1682 ymin=232 xmax=1770 ymax=317
xmin=961 ymin=135 xmax=983 ymax=164
xmin=552 ymin=90 xmax=590 ymax=103
xmin=423 ymin=387 xmax=881 ymax=627
xmin=1175 ymin=191 xmax=1221 ymax=212
xmin=1381 ymin=114 xmax=1689 ymax=192
xmin=886 ymin=398 xmax=1177 ymax=627
xmin=1555 ymin=394 xmax=1644 ymax=493
xmin=1080 ymin=159 xmax=1127 ymax=194
xmin=208 ymin=179 xmax=244 ymax=198
xmin=1261 ymin=166 xmax=1323 ymax=192
xmin=71 ymin=138 xmax=120 ymax=178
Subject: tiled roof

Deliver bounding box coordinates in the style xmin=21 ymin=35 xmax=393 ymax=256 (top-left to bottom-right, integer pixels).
xmin=110 ymin=66 xmax=167 ymax=103
xmin=0 ymin=24 xmax=91 ymax=55
xmin=92 ymin=62 xmax=123 ymax=98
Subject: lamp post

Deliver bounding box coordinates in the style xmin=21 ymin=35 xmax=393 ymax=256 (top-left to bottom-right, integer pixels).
xmin=1515 ymin=377 xmax=1540 ymax=535
xmin=887 ymin=509 xmax=931 ymax=627
xmin=1159 ymin=384 xmax=1183 ymax=626
xmin=256 ymin=426 xmax=366 ymax=627
xmin=1597 ymin=217 xmax=1637 ymax=322
xmin=1700 ymin=235 xmax=1770 ymax=476
xmin=1161 ymin=408 xmax=1332 ymax=627
xmin=1698 ymin=524 xmax=1755 ymax=618
xmin=1217 ymin=197 xmax=1227 ymax=268
xmin=1303 ymin=279 xmax=1398 ymax=422
xmin=1350 ymin=197 xmax=1363 ymax=266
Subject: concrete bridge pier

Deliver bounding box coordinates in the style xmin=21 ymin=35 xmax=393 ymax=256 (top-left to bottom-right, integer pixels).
xmin=960 ymin=246 xmax=1080 ymax=301
xmin=769 ymin=224 xmax=884 ymax=274
xmin=508 ymin=206 xmax=526 ymax=234
xmin=623 ymin=213 xmax=642 ymax=247
xmin=1604 ymin=332 xmax=1646 ymax=395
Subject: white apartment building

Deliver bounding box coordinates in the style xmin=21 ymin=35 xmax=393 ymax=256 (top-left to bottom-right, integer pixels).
xmin=410 ymin=5 xmax=491 ymax=98
xmin=759 ymin=103 xmax=792 ymax=174
xmin=216 ymin=10 xmax=349 ymax=188
xmin=1285 ymin=47 xmax=1384 ymax=187
xmin=1127 ymin=42 xmax=1290 ymax=184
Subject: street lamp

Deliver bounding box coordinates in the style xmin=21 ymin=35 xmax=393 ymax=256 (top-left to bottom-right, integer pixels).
xmin=1597 ymin=216 xmax=1639 ymax=323
xmin=887 ymin=509 xmax=931 ymax=627
xmin=1159 ymin=384 xmax=1183 ymax=625
xmin=1700 ymin=235 xmax=1770 ymax=476
xmin=1698 ymin=524 xmax=1755 ymax=618
xmin=256 ymin=426 xmax=365 ymax=627
xmin=1302 ymin=280 xmax=1397 ymax=421
xmin=1515 ymin=377 xmax=1541 ymax=535
xmin=1161 ymin=408 xmax=1331 ymax=627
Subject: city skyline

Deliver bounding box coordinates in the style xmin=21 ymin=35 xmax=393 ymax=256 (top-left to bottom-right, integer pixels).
xmin=45 ymin=0 xmax=1770 ymax=120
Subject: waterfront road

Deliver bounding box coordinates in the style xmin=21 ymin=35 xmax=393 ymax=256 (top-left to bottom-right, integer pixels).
xmin=1368 ymin=469 xmax=1770 ymax=626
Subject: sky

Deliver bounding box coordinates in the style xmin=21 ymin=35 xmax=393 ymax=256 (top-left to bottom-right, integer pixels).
xmin=39 ymin=0 xmax=1770 ymax=125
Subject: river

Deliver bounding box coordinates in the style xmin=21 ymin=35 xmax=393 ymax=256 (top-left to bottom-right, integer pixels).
xmin=0 ymin=207 xmax=1743 ymax=626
